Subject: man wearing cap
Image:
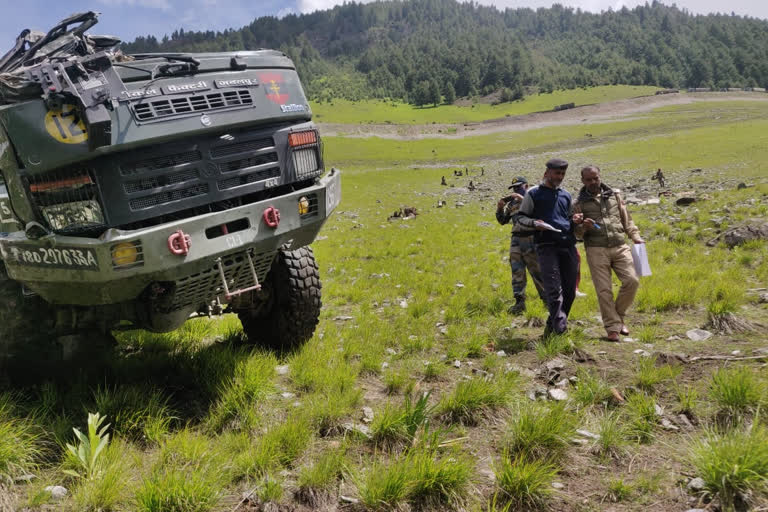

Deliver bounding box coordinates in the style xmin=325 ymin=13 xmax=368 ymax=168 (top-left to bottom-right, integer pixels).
xmin=572 ymin=165 xmax=643 ymax=341
xmin=513 ymin=158 xmax=579 ymax=335
xmin=496 ymin=176 xmax=546 ymax=314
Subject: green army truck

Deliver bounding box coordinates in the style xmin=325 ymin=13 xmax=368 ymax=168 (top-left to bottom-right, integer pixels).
xmin=0 ymin=12 xmax=341 ymax=368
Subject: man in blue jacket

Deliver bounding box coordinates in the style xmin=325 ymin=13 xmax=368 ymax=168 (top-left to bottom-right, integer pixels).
xmin=513 ymin=158 xmax=578 ymax=336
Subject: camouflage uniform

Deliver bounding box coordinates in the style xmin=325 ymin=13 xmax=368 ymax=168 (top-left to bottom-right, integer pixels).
xmin=496 ymin=193 xmax=546 ymax=310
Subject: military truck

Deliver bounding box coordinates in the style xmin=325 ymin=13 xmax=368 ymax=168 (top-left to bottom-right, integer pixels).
xmin=0 ymin=12 xmax=340 ymax=366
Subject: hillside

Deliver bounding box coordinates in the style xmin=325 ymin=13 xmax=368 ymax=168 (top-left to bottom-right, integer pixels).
xmin=121 ymin=0 xmax=768 ymax=102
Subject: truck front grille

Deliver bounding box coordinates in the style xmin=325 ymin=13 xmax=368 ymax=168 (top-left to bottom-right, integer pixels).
xmin=132 ymin=90 xmax=253 ymax=122
xmin=160 ymin=249 xmax=276 ymax=312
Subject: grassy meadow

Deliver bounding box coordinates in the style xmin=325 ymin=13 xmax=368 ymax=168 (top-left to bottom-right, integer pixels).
xmin=311 ymin=85 xmax=661 ymax=124
xmin=2 ymin=92 xmax=768 ymax=511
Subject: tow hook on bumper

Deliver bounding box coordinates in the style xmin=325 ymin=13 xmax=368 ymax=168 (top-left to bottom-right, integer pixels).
xmin=216 ymin=249 xmax=262 ymax=298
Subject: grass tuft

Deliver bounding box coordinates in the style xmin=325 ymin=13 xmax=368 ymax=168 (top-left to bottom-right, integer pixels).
xmin=590 ymin=411 xmax=628 ymax=460
xmin=708 ymin=367 xmax=766 ymax=419
xmin=572 ymin=369 xmax=614 ymax=407
xmin=504 ymin=402 xmax=576 ymax=463
xmin=633 ymin=357 xmax=681 ymax=393
xmin=624 ymin=392 xmax=657 ymax=443
xmin=689 ymin=422 xmax=768 ymax=512
xmin=0 ymin=398 xmax=41 ymax=481
xmin=436 ymin=374 xmax=516 ymax=424
xmin=493 ymin=453 xmax=558 ymax=509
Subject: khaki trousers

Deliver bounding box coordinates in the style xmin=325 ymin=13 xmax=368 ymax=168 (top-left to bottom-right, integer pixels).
xmin=585 ymin=244 xmax=639 ymax=333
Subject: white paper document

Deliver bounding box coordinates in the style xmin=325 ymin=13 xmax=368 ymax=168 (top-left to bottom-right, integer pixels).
xmin=630 ymin=243 xmax=652 ymax=277
xmin=534 ymin=220 xmax=562 ymax=233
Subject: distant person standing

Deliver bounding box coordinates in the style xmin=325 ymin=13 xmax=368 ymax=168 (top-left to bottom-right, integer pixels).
xmin=573 ymin=165 xmax=644 ymax=342
xmin=514 ymin=158 xmax=579 ymax=336
xmin=653 ymin=168 xmax=666 ymax=188
xmin=496 ymin=176 xmax=546 ymax=315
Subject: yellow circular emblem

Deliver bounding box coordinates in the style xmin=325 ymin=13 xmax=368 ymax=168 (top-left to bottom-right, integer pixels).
xmin=44 ymin=104 xmax=88 ymax=144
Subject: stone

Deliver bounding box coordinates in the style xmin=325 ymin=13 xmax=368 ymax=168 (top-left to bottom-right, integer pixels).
xmin=759 ymin=293 xmax=768 ymax=304
xmin=455 ymin=282 xmax=465 ymax=288
xmin=545 ymin=358 xmax=566 ymax=371
xmin=661 ymin=418 xmax=679 ymax=431
xmin=340 ymin=495 xmax=360 ymax=504
xmin=548 ymin=388 xmax=568 ymax=401
xmin=654 ymin=404 xmax=664 ymax=416
xmin=687 ymin=477 xmax=706 ymax=492
xmin=721 ymin=222 xmax=768 ymax=248
xmin=385 ymin=348 xmax=397 ymax=355
xmin=381 ymin=362 xmax=389 ymax=369
xmin=676 ymin=196 xmax=697 ymax=206
xmin=45 ymin=486 xmax=68 ymax=500
xmin=555 ymin=378 xmax=569 ymax=388
xmin=341 ymin=422 xmax=371 ymax=439
xmin=667 ymin=335 xmax=682 ymax=341
xmin=453 ymin=360 xmax=462 ymax=368
xmin=622 ymin=337 xmax=637 ymax=343
xmin=275 ymin=365 xmax=290 ymax=376
xmin=633 ymin=349 xmax=651 ymax=357
xmin=576 ymin=429 xmax=601 ymax=440
xmin=399 ymin=300 xmax=408 ymax=308
xmin=731 ymin=350 xmax=742 ymax=356
xmin=362 ymin=406 xmax=375 ymax=423
xmin=552 ymin=482 xmax=565 ymax=490
xmin=676 ymin=414 xmax=695 ymax=430
xmin=496 ymin=350 xmax=507 ymax=357
xmin=281 ymin=392 xmax=295 ymax=399
xmin=686 ymin=329 xmax=713 ymax=341
xmin=334 ymin=315 xmax=354 ymax=321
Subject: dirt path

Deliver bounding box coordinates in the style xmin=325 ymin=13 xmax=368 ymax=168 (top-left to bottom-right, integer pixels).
xmin=318 ymin=92 xmax=768 ymax=140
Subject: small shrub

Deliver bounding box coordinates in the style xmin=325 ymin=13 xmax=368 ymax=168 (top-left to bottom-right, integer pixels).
xmin=371 ymin=392 xmax=433 ymax=447
xmin=423 ymin=361 xmax=446 ymax=381
xmin=689 ymin=423 xmax=768 ymax=512
xmin=494 ymin=454 xmax=558 ymax=509
xmin=63 ymin=412 xmax=110 ymax=481
xmin=505 ymin=403 xmax=576 ymax=463
xmin=407 ymin=447 xmax=473 ymax=506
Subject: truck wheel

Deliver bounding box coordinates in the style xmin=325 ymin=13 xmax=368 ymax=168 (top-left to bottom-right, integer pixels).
xmin=237 ymin=246 xmax=321 ymax=351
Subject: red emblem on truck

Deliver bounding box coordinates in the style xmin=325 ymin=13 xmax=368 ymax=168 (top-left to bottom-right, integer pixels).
xmin=259 ymin=72 xmax=289 ymax=104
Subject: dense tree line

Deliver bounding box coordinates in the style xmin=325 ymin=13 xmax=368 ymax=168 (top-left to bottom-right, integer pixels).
xmin=121 ymin=0 xmax=768 ymax=104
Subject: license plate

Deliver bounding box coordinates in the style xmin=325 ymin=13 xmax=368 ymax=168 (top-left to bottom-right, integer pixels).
xmin=325 ymin=171 xmax=341 ymax=213
xmin=9 ymin=246 xmax=99 ymax=271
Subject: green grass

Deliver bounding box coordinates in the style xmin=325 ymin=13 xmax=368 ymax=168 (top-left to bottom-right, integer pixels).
xmin=134 ymin=467 xmax=223 ymax=512
xmin=504 ymin=403 xmax=577 ymax=463
xmin=633 ymin=358 xmax=682 ymax=393
xmin=625 ymin=393 xmax=658 ymax=443
xmin=708 ymin=367 xmax=766 ymax=419
xmin=493 ymin=454 xmax=558 ymax=509
xmin=296 ymin=443 xmax=348 ymax=493
xmin=436 ymin=374 xmax=516 ymax=425
xmin=690 ymin=423 xmax=768 ymax=512
xmin=590 ymin=411 xmax=628 ymax=460
xmin=311 ymin=86 xmax=660 ymax=124
xmin=572 ymin=369 xmax=614 ymax=407
xmin=0 ymin=396 xmax=41 ymax=481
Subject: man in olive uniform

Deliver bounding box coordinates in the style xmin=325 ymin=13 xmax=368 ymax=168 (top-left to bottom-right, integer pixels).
xmin=572 ymin=165 xmax=644 ymax=341
xmin=496 ymin=176 xmax=545 ymax=314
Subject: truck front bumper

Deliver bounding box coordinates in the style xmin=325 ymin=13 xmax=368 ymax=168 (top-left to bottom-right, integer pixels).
xmin=0 ymin=170 xmax=341 ymax=306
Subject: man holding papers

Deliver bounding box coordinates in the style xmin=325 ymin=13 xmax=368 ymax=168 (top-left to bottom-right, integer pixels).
xmin=514 ymin=158 xmax=579 ymax=336
xmin=572 ymin=165 xmax=644 ymax=342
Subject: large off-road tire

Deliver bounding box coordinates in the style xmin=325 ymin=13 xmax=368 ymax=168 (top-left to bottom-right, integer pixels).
xmin=236 ymin=246 xmax=321 ymax=351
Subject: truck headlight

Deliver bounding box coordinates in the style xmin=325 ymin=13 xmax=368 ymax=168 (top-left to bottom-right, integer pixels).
xmin=40 ymin=200 xmax=105 ymax=232
xmin=291 ymin=148 xmax=319 ymax=179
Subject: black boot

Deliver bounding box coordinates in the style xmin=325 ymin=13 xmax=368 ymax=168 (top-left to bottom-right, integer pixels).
xmin=508 ymin=296 xmax=526 ymax=315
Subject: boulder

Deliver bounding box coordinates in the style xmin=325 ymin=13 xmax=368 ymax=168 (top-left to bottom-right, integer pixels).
xmin=722 ymin=222 xmax=768 ymax=248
